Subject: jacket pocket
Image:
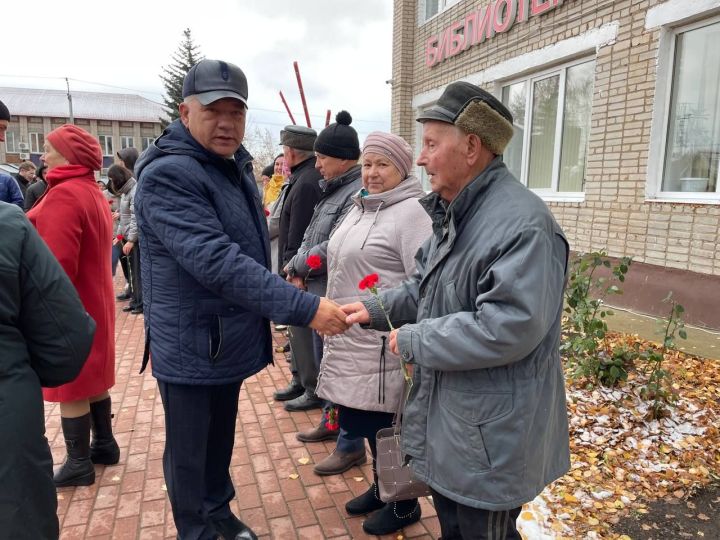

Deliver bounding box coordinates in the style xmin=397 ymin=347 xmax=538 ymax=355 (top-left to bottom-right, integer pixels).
xmin=195 ymin=300 xmax=240 ymax=363
xmin=442 ymin=280 xmax=465 ymax=313
xmin=208 ymin=315 xmax=223 ymax=361
xmin=434 ymin=387 xmax=514 ymax=473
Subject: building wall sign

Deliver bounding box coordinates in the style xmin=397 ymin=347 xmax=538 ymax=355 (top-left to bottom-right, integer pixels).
xmin=425 ymin=0 xmax=565 ymax=67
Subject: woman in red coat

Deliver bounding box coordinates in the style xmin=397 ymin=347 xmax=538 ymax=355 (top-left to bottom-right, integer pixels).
xmin=27 ymin=124 xmax=118 ymax=487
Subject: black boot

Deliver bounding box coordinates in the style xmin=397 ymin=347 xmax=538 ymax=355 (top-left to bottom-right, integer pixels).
xmin=273 ymin=376 xmax=304 ymax=401
xmin=362 ymin=499 xmax=421 ymax=536
xmin=346 ymin=484 xmax=386 ymax=515
xmin=210 ymin=514 xmax=259 ymax=540
xmin=346 ymin=461 xmax=385 ymax=515
xmin=54 ymin=414 xmax=96 ymax=487
xmin=89 ymin=397 xmax=120 ymax=465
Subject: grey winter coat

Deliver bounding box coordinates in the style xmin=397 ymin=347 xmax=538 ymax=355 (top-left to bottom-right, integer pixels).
xmin=363 ymin=158 xmax=571 ymax=510
xmin=117 ymin=177 xmax=138 ymax=242
xmin=317 ymin=177 xmax=431 ymax=413
xmin=286 ymin=164 xmax=362 ymax=295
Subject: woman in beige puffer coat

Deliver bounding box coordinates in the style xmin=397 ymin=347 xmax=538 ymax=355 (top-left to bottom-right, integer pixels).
xmin=316 ymin=132 xmax=432 ymax=536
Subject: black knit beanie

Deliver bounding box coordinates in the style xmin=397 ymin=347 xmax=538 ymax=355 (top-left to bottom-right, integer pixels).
xmin=0 ymin=100 xmax=10 ymax=121
xmin=314 ymin=111 xmax=360 ymax=160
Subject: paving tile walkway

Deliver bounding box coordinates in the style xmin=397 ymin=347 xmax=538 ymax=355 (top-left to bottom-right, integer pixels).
xmin=49 ymin=292 xmax=440 ymax=540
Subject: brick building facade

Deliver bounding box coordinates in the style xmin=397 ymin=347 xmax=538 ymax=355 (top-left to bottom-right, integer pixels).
xmin=392 ymin=0 xmax=720 ymax=328
xmin=1 ymin=87 xmax=166 ymax=173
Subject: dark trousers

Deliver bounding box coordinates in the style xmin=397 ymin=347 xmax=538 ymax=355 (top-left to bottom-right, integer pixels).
xmin=158 ymin=381 xmax=242 ymax=540
xmin=128 ymin=242 xmax=143 ymax=309
xmin=111 ymin=243 xmax=122 ymax=277
xmin=431 ymin=489 xmax=522 ymax=540
xmin=288 ymin=325 xmax=316 ymax=392
xmin=118 ymin=246 xmax=130 ymax=283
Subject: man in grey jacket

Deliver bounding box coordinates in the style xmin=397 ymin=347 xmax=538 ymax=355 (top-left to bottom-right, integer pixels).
xmin=343 ymin=81 xmax=571 ymax=539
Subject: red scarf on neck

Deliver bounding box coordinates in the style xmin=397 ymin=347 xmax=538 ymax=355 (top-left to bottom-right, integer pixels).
xmin=45 ymin=164 xmax=95 ymax=187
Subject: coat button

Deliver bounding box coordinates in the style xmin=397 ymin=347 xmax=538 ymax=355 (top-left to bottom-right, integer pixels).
xmin=402 ymin=352 xmax=410 ymax=359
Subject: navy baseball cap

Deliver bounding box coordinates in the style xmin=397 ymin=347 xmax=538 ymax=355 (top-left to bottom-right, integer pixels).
xmin=182 ymin=59 xmax=248 ymax=107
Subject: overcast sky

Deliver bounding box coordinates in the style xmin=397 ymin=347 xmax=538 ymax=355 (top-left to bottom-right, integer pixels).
xmin=0 ymin=0 xmax=393 ymax=146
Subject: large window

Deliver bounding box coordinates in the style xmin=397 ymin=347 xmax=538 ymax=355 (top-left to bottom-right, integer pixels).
xmin=660 ymin=20 xmax=720 ymax=195
xmin=4 ymin=130 xmax=17 ymax=153
xmin=142 ymin=137 xmax=155 ymax=151
xmin=29 ymin=132 xmax=44 ymax=154
xmin=121 ymin=136 xmax=134 ymax=149
xmin=98 ymin=135 xmax=113 ymax=156
xmin=501 ymin=59 xmax=595 ymax=195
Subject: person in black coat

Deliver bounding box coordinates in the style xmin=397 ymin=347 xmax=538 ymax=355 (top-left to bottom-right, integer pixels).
xmin=24 ymin=164 xmax=48 ymax=211
xmin=0 ymin=202 xmax=95 ymax=539
xmin=274 ymin=126 xmax=324 ymax=405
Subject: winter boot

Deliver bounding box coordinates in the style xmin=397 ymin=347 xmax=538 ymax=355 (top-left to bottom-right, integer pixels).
xmin=346 ymin=463 xmax=386 ymax=515
xmin=346 ymin=484 xmax=386 ymax=516
xmin=89 ymin=397 xmax=120 ymax=465
xmin=362 ymin=498 xmax=421 ymax=536
xmin=54 ymin=414 xmax=96 ymax=487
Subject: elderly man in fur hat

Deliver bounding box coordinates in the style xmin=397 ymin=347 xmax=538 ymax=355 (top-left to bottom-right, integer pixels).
xmin=342 ymin=81 xmax=571 ymax=539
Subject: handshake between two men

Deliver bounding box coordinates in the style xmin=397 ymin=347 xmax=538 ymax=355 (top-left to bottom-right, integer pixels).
xmin=307 ymin=297 xmax=369 ymax=336
xmin=307 ymin=298 xmax=402 ymax=355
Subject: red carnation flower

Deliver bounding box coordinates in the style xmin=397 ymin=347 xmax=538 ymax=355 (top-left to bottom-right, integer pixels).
xmin=116 ymin=234 xmax=125 ymax=241
xmin=264 ymin=208 xmax=270 ymax=217
xmin=357 ymin=272 xmax=413 ymax=385
xmin=358 ymin=273 xmax=379 ymax=290
xmin=307 ymin=254 xmax=322 ymax=271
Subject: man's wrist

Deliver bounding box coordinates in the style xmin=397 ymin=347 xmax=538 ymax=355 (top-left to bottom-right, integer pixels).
xmin=397 ymin=328 xmax=415 ymax=364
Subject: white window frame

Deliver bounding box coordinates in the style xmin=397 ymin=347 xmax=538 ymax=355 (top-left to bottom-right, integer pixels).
xmin=497 ymin=56 xmax=594 ymax=201
xmin=29 ymin=132 xmax=44 ymax=154
xmin=142 ymin=136 xmax=155 ymax=151
xmin=4 ymin=131 xmax=17 ymax=153
xmin=98 ymin=135 xmax=113 ymax=157
xmin=647 ymin=14 xmax=720 ymax=203
xmin=419 ymin=0 xmax=462 ymax=25
xmin=121 ymin=136 xmax=134 ymax=149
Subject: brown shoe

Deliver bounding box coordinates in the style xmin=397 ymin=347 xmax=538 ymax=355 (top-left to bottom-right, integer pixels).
xmin=313 ymin=448 xmax=367 ymax=476
xmin=296 ymin=423 xmax=339 ymax=443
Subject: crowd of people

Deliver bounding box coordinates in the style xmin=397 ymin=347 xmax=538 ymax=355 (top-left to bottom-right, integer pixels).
xmin=0 ymin=57 xmax=571 ymax=540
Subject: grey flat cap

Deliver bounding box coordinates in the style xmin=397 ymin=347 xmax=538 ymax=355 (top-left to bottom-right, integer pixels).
xmin=280 ymin=125 xmax=317 ymax=151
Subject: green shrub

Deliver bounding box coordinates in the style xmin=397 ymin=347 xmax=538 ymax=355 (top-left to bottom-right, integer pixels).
xmin=639 ymin=293 xmax=687 ymax=420
xmin=562 ymin=251 xmax=633 ymax=386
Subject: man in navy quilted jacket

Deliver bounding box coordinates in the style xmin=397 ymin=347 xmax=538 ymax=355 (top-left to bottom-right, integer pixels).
xmin=135 ymin=59 xmax=348 ymax=540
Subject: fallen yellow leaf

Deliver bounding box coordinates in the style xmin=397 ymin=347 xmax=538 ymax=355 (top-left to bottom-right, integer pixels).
xmin=563 ymin=494 xmax=578 ymax=503
xmin=111 ymin=476 xmax=121 ymax=482
xmin=521 ymin=511 xmax=534 ymax=521
xmin=288 ymin=473 xmax=299 ymax=480
xmin=298 ymin=457 xmax=310 ymax=465
xmin=353 ymin=476 xmax=365 ymax=482
xmin=588 ymin=517 xmax=600 ymax=526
